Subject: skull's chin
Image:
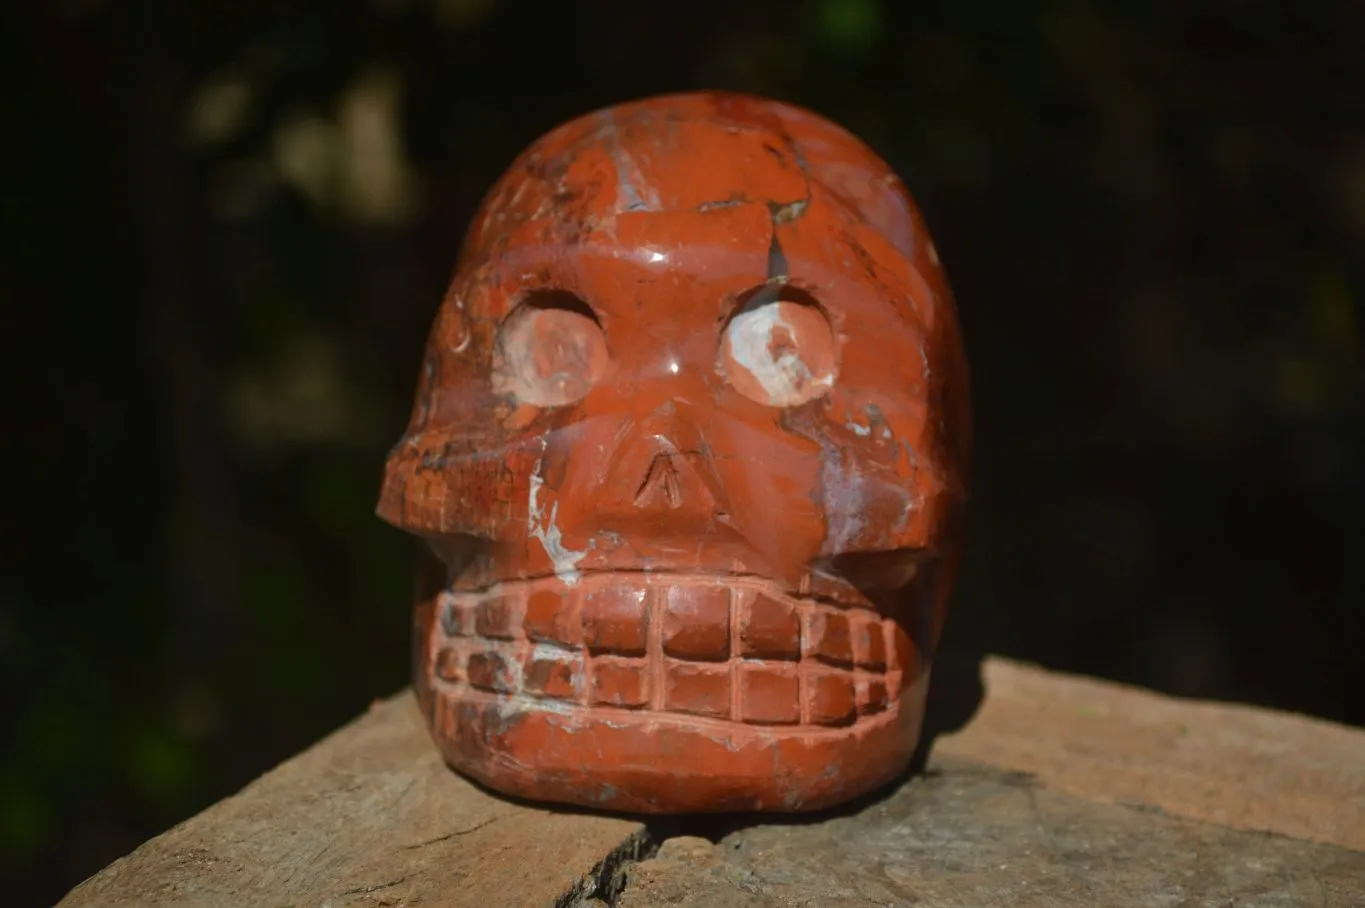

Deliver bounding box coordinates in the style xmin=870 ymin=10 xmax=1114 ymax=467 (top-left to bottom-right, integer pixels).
xmin=417 ymin=570 xmax=928 ymax=813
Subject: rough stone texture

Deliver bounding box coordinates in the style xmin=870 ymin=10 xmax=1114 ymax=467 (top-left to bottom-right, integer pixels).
xmin=617 ymin=758 xmax=1365 ymax=908
xmin=58 ymin=658 xmax=1365 ymax=907
xmin=935 ymin=659 xmax=1365 ymax=852
xmin=58 ymin=691 xmax=645 ymax=908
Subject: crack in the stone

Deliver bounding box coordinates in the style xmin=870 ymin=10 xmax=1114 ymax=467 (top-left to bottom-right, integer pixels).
xmin=400 ymin=816 xmax=498 ymax=849
xmin=341 ymin=876 xmax=408 ymax=896
xmin=554 ymin=827 xmax=660 ymax=907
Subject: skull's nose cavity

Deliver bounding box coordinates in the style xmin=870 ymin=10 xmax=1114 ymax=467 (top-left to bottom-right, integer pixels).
xmin=635 ymin=449 xmax=684 ymax=509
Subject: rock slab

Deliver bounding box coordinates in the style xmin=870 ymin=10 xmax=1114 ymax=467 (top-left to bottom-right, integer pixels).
xmin=58 ymin=693 xmax=645 ymax=908
xmin=619 ymin=758 xmax=1365 ymax=908
xmin=58 ymin=658 xmax=1365 ymax=907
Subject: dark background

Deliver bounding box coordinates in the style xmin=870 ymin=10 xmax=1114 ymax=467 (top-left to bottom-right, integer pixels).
xmin=5 ymin=1 xmax=1363 ymax=904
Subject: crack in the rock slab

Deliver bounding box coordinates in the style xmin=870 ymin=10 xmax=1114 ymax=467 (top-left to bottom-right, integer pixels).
xmin=555 ymin=827 xmax=659 ymax=907
xmin=559 ymin=797 xmax=904 ymax=907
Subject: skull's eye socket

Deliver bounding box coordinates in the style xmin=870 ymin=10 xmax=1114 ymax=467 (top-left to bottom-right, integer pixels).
xmin=492 ymin=290 xmax=608 ymax=407
xmin=719 ymin=285 xmax=838 ymax=407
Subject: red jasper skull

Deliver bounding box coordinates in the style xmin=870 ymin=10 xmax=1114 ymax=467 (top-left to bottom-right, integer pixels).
xmin=377 ymin=91 xmax=970 ymax=813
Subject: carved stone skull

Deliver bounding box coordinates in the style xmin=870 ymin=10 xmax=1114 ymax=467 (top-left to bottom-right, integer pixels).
xmin=377 ymin=91 xmax=970 ymax=813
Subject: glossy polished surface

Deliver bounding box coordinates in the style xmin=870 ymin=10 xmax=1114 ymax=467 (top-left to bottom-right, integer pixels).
xmin=377 ymin=91 xmax=970 ymax=813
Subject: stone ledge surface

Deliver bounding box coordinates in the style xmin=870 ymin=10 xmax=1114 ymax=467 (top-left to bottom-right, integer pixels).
xmin=57 ymin=692 xmax=645 ymax=908
xmin=619 ymin=758 xmax=1365 ymax=908
xmin=58 ymin=657 xmax=1365 ymax=907
xmin=935 ymin=659 xmax=1365 ymax=852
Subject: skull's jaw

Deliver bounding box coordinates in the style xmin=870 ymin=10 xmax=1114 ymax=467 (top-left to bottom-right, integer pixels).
xmin=422 ymin=683 xmax=927 ymax=812
xmin=413 ymin=570 xmax=932 ymax=813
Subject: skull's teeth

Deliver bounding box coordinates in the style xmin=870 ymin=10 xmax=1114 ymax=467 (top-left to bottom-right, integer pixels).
xmin=432 ymin=574 xmax=898 ymax=728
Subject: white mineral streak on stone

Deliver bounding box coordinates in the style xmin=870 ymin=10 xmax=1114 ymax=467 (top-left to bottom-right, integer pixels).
xmin=527 ymin=452 xmax=587 ymax=585
xmin=531 ymin=642 xmax=574 ymax=662
xmin=598 ymin=112 xmax=660 ymax=213
xmin=500 ymin=692 xmax=574 ymax=718
xmin=493 ymin=652 xmax=527 ymax=721
xmin=479 ymin=641 xmax=578 ymax=721
xmin=727 ymin=304 xmax=832 ymax=406
xmin=822 ymin=450 xmax=866 ymax=553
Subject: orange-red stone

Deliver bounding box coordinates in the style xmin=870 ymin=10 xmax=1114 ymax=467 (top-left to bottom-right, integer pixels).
xmin=379 ymin=91 xmax=970 ymax=813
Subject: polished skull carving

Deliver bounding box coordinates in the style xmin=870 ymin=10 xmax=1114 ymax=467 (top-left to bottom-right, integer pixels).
xmin=377 ymin=91 xmax=970 ymax=813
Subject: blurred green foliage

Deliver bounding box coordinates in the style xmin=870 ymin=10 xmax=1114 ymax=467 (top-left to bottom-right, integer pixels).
xmin=813 ymin=0 xmax=885 ymax=53
xmin=4 ymin=0 xmax=1363 ymax=904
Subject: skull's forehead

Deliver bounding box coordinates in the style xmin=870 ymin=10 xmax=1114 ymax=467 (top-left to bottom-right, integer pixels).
xmin=465 ymin=92 xmax=920 ymax=264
